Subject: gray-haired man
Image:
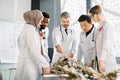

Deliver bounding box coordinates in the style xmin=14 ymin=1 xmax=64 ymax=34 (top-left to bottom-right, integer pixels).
xmin=52 ymin=12 xmax=78 ymax=63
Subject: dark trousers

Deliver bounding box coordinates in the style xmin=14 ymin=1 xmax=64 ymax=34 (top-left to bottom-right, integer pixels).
xmin=0 ymin=71 xmax=3 ymax=80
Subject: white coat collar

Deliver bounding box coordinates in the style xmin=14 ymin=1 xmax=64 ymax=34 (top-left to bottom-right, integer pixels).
xmin=61 ymin=25 xmax=71 ymax=30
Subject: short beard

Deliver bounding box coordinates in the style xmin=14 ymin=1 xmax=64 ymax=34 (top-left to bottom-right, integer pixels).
xmin=40 ymin=25 xmax=46 ymax=29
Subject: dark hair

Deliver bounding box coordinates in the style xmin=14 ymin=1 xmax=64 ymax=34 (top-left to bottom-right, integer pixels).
xmin=78 ymin=15 xmax=92 ymax=24
xmin=60 ymin=12 xmax=70 ymax=18
xmin=42 ymin=12 xmax=50 ymax=18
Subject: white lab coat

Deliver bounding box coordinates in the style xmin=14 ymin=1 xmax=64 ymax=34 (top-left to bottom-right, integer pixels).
xmin=40 ymin=27 xmax=50 ymax=62
xmin=78 ymin=25 xmax=97 ymax=66
xmin=15 ymin=24 xmax=49 ymax=80
xmin=52 ymin=25 xmax=78 ymax=63
xmin=95 ymin=21 xmax=119 ymax=73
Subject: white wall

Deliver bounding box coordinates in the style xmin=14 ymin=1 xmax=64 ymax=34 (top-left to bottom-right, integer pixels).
xmin=0 ymin=0 xmax=31 ymax=63
xmin=0 ymin=1 xmax=31 ymax=80
xmin=0 ymin=0 xmax=31 ymax=22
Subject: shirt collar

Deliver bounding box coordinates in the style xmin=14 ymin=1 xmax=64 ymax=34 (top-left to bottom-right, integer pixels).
xmin=85 ymin=24 xmax=94 ymax=36
xmin=61 ymin=25 xmax=70 ymax=30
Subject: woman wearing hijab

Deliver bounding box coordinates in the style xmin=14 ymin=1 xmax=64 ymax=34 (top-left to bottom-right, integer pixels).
xmin=15 ymin=10 xmax=50 ymax=80
xmin=89 ymin=5 xmax=119 ymax=73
